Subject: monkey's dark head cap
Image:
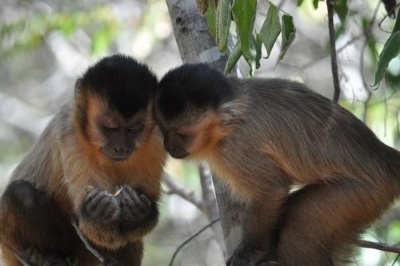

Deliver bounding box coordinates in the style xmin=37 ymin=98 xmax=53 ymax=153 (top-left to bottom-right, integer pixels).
xmin=78 ymin=54 xmax=158 ymax=118
xmin=157 ymin=63 xmax=234 ymax=120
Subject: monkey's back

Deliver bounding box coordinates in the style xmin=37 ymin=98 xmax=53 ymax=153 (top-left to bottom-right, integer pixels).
xmin=222 ymin=78 xmax=399 ymax=188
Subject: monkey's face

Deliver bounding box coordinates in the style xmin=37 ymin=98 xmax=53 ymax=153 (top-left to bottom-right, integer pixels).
xmin=154 ymin=111 xmax=227 ymax=160
xmin=155 ymin=63 xmax=239 ymax=160
xmin=98 ymin=118 xmax=145 ymax=162
xmin=157 ymin=123 xmax=193 ymax=159
xmin=97 ymin=110 xmax=151 ymax=162
xmin=82 ymin=95 xmax=153 ymax=162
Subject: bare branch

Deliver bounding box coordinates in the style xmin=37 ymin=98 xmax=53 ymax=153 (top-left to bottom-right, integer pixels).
xmin=2 ymin=244 xmax=30 ymax=266
xmin=361 ymin=1 xmax=381 ymax=122
xmin=199 ymin=162 xmax=227 ymax=257
xmin=168 ymin=218 xmax=220 ymax=266
xmin=71 ymin=220 xmax=105 ymax=264
xmin=357 ymin=239 xmax=400 ymax=254
xmin=163 ymin=173 xmax=204 ymax=211
xmin=326 ymin=0 xmax=341 ymax=102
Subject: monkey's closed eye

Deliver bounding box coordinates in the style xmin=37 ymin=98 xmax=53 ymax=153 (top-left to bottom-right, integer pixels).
xmin=103 ymin=127 xmax=119 ymax=133
xmin=176 ymin=132 xmax=189 ymax=140
xmin=128 ymin=126 xmax=144 ymax=134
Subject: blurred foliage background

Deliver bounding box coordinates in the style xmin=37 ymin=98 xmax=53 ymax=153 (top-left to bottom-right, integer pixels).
xmin=1 ymin=0 xmax=400 ymax=265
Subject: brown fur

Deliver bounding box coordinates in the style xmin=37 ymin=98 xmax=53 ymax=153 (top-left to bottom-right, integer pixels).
xmin=156 ymin=70 xmax=400 ymax=266
xmin=0 ymin=79 xmax=166 ymax=265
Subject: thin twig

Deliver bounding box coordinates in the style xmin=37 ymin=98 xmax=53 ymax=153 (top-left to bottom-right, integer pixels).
xmin=71 ymin=220 xmax=105 ymax=264
xmin=168 ymin=218 xmax=220 ymax=266
xmin=357 ymin=239 xmax=400 ymax=253
xmin=326 ymin=0 xmax=340 ymax=102
xmin=361 ymin=1 xmax=381 ymax=122
xmin=163 ymin=173 xmax=204 ymax=210
xmin=378 ymin=3 xmax=400 ymax=32
xmin=199 ymin=162 xmax=227 ymax=257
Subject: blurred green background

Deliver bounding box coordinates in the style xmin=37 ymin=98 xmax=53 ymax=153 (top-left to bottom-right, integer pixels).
xmin=1 ymin=0 xmax=400 ymax=265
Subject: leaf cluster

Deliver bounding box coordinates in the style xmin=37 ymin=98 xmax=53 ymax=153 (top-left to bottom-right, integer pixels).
xmin=0 ymin=7 xmax=119 ymax=59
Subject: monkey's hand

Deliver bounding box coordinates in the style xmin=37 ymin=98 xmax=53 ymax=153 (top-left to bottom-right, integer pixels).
xmin=226 ymin=245 xmax=277 ymax=266
xmin=82 ymin=188 xmax=121 ymax=224
xmin=117 ymin=185 xmax=151 ymax=222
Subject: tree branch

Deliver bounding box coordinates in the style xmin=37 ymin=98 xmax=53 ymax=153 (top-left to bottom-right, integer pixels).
xmin=357 ymin=239 xmax=400 ymax=254
xmin=326 ymin=0 xmax=341 ymax=102
xmin=163 ymin=172 xmax=204 ymax=211
xmin=199 ymin=162 xmax=227 ymax=257
xmin=2 ymin=244 xmax=30 ymax=266
xmin=168 ymin=218 xmax=220 ymax=266
xmin=71 ymin=220 xmax=105 ymax=264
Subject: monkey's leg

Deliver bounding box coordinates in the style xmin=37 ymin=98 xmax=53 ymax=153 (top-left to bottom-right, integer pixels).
xmin=0 ymin=180 xmax=73 ymax=266
xmin=278 ymin=180 xmax=390 ymax=266
xmin=227 ymin=187 xmax=289 ymax=266
xmin=100 ymin=240 xmax=144 ymax=266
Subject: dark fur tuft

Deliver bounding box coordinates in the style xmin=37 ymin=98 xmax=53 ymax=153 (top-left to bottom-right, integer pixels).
xmin=157 ymin=63 xmax=234 ymax=120
xmin=78 ymin=54 xmax=158 ymax=118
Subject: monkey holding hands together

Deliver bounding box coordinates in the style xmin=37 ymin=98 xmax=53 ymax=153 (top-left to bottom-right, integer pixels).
xmin=0 ymin=54 xmax=166 ymax=266
xmin=154 ymin=63 xmax=400 ymax=266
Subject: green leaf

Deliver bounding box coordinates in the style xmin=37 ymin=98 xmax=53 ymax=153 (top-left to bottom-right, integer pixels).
xmin=373 ymin=31 xmax=400 ymax=86
xmin=91 ymin=28 xmax=113 ymax=57
xmin=297 ymin=0 xmax=305 ymax=7
xmin=254 ymin=33 xmax=262 ymax=68
xmin=224 ymin=41 xmax=242 ymax=74
xmin=362 ymin=17 xmax=378 ymax=64
xmin=333 ymin=0 xmax=348 ymax=24
xmin=313 ymin=0 xmax=319 ymax=9
xmin=279 ymin=15 xmax=296 ymax=60
xmin=206 ymin=0 xmax=217 ymax=39
xmin=231 ymin=0 xmax=257 ymax=58
xmin=334 ymin=22 xmax=345 ymax=39
xmin=244 ymin=35 xmax=258 ymax=76
xmin=216 ymin=0 xmax=231 ymax=52
xmin=393 ymin=9 xmax=400 ymax=33
xmin=260 ymin=5 xmax=281 ymax=58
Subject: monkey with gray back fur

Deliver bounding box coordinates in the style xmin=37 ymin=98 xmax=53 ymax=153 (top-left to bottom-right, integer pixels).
xmin=154 ymin=63 xmax=400 ymax=266
xmin=0 ymin=55 xmax=166 ymax=266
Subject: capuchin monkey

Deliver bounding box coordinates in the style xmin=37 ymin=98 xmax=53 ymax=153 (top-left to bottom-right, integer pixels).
xmin=0 ymin=54 xmax=167 ymax=266
xmin=154 ymin=63 xmax=400 ymax=266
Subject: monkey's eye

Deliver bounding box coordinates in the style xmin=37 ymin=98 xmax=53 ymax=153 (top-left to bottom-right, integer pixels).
xmin=176 ymin=132 xmax=189 ymax=141
xmin=103 ymin=126 xmax=119 ymax=133
xmin=128 ymin=126 xmax=144 ymax=133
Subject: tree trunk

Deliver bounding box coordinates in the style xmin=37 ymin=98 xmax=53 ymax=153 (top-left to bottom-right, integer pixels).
xmin=166 ymin=0 xmax=246 ymax=260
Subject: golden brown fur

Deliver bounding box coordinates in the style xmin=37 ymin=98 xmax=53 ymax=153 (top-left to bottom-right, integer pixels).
xmin=0 ymin=55 xmax=166 ymax=266
xmin=155 ymin=63 xmax=400 ymax=266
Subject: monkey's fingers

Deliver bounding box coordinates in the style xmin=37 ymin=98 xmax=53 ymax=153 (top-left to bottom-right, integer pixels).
xmin=85 ymin=188 xmax=103 ymax=204
xmin=139 ymin=194 xmax=151 ymax=207
xmin=123 ymin=185 xmax=148 ymax=211
xmin=97 ymin=196 xmax=121 ymax=223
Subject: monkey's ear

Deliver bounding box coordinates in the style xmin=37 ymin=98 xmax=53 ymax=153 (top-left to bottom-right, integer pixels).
xmin=217 ymin=101 xmax=242 ymax=127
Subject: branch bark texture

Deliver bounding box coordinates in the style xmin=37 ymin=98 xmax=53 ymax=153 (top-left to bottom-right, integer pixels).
xmin=166 ymin=0 xmax=245 ymax=258
xmin=326 ymin=0 xmax=341 ymax=102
